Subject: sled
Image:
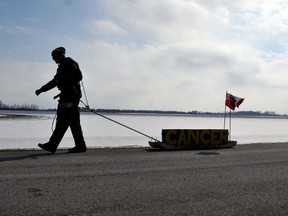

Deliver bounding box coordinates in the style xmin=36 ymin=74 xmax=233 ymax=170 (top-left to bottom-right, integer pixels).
xmin=149 ymin=129 xmax=237 ymax=150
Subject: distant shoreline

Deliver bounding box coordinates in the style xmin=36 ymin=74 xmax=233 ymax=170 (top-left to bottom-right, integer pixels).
xmin=0 ymin=109 xmax=287 ymax=119
xmin=0 ymin=113 xmax=42 ymax=120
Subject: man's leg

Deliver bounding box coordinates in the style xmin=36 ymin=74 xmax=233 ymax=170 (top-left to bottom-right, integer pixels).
xmin=69 ymin=106 xmax=86 ymax=152
xmin=39 ymin=106 xmax=71 ymax=153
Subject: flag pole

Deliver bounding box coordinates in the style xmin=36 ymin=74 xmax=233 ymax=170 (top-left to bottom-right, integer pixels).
xmin=229 ymin=109 xmax=232 ymax=141
xmin=224 ymin=91 xmax=227 ymax=129
xmin=225 ymin=91 xmax=244 ymax=141
xmin=224 ymin=106 xmax=227 ymax=129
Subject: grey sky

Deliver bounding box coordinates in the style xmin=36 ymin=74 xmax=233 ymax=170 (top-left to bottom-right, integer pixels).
xmin=1 ymin=0 xmax=288 ymax=113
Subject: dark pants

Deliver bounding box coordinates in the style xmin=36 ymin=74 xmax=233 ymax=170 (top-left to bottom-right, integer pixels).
xmin=49 ymin=103 xmax=86 ymax=149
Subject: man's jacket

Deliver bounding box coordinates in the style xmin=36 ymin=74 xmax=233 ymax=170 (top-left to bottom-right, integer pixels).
xmin=40 ymin=57 xmax=82 ymax=103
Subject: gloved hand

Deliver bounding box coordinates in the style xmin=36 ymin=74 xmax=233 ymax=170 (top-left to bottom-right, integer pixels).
xmin=35 ymin=89 xmax=42 ymax=96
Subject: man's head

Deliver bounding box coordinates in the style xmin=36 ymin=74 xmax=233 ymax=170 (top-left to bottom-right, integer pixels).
xmin=51 ymin=47 xmax=66 ymax=64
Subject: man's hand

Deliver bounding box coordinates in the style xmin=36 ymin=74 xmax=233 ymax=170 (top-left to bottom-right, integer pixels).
xmin=35 ymin=89 xmax=42 ymax=96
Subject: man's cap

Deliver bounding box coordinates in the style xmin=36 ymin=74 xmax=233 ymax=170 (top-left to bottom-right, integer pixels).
xmin=51 ymin=47 xmax=66 ymax=56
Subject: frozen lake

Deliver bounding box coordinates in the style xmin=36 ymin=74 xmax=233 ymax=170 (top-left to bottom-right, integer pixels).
xmin=1 ymin=110 xmax=288 ymax=150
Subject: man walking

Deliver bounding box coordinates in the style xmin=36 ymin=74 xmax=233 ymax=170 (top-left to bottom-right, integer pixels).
xmin=35 ymin=47 xmax=87 ymax=153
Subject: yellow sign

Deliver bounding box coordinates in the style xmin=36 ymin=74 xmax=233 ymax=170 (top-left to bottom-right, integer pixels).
xmin=162 ymin=129 xmax=229 ymax=146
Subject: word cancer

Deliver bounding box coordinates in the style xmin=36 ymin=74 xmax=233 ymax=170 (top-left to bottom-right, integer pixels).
xmin=162 ymin=129 xmax=229 ymax=146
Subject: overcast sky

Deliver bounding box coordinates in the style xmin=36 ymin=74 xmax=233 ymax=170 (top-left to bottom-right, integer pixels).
xmin=1 ymin=0 xmax=288 ymax=114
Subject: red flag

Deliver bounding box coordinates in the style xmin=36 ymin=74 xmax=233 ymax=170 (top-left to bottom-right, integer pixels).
xmin=225 ymin=92 xmax=244 ymax=111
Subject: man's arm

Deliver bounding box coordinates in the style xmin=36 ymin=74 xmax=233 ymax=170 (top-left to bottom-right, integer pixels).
xmin=35 ymin=78 xmax=57 ymax=96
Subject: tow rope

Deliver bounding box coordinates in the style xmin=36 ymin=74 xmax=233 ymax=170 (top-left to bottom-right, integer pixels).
xmin=80 ymin=80 xmax=160 ymax=142
xmin=79 ymin=99 xmax=160 ymax=143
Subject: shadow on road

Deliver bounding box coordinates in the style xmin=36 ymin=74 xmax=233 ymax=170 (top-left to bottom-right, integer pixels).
xmin=0 ymin=151 xmax=69 ymax=163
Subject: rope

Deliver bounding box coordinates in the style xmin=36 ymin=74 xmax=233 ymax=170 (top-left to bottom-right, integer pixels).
xmin=81 ymin=80 xmax=89 ymax=108
xmin=80 ymin=100 xmax=161 ymax=142
xmin=80 ymin=80 xmax=161 ymax=142
xmin=51 ymin=112 xmax=57 ymax=132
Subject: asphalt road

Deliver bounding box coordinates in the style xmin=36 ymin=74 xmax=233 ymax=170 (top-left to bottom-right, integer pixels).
xmin=1 ymin=143 xmax=288 ymax=216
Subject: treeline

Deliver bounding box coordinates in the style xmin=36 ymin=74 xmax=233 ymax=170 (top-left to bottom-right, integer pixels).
xmin=82 ymin=108 xmax=285 ymax=117
xmin=92 ymin=108 xmax=189 ymax=115
xmin=232 ymin=111 xmax=278 ymax=116
xmin=0 ymin=100 xmax=285 ymax=117
xmin=0 ymin=100 xmax=39 ymax=111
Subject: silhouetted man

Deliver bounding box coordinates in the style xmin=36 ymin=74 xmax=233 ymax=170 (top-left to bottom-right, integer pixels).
xmin=35 ymin=47 xmax=87 ymax=153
